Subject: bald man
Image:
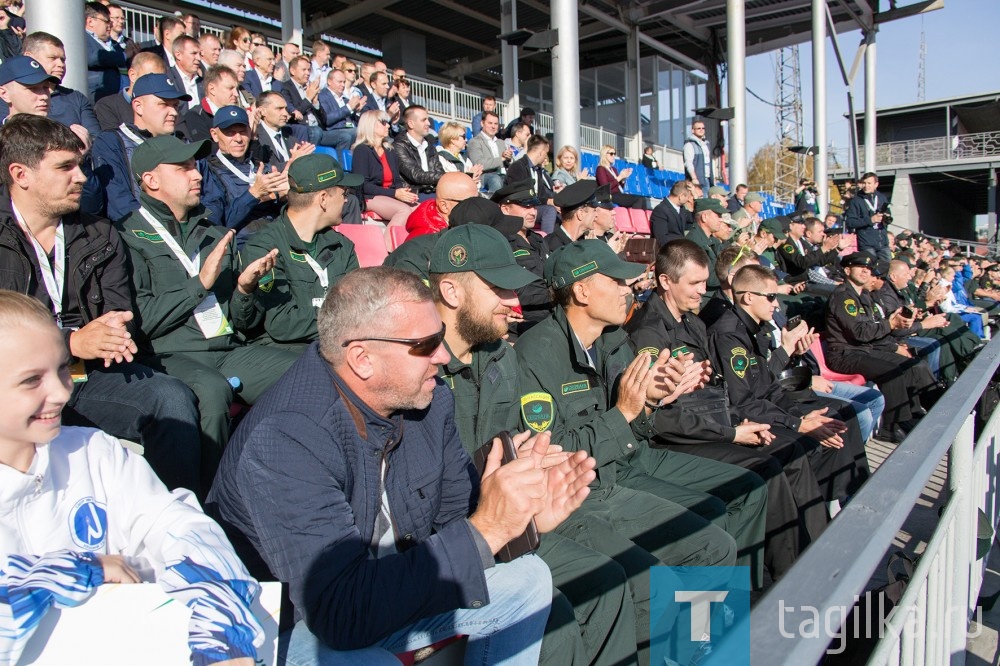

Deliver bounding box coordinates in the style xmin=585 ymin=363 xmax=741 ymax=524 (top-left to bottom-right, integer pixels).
xmin=246 ymin=45 xmax=276 ymax=96
xmin=93 ymin=51 xmax=166 ymax=131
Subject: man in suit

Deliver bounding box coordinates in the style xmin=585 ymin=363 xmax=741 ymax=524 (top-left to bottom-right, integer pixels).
xmin=199 ymin=33 xmax=222 ymax=74
xmin=273 ymin=41 xmax=300 ymax=83
xmin=255 ymin=90 xmax=310 ymax=171
xmin=316 ymin=68 xmax=361 ymax=151
xmin=140 ymin=16 xmax=185 ymax=69
xmin=177 ymin=64 xmax=238 ymax=147
xmin=467 ymin=110 xmax=512 ymax=195
xmin=168 ymin=35 xmax=202 ymax=110
xmin=505 ymin=134 xmax=557 ymax=234
xmin=650 ymin=180 xmax=693 ymax=246
xmin=360 ymin=70 xmax=399 ymax=120
xmin=281 ymin=55 xmax=328 ymax=143
xmin=94 ymin=51 xmax=165 ymax=131
xmin=244 ymin=45 xmax=276 ymax=97
xmin=7 ymin=33 xmax=101 ymax=137
xmin=84 ymin=2 xmax=126 ymax=102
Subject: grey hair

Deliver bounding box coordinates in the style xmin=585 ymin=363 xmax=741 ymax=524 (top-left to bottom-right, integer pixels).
xmin=318 ymin=267 xmax=432 ymax=364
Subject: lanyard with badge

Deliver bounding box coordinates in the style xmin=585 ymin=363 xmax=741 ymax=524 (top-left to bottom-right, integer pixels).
xmin=137 ymin=207 xmax=234 ymax=338
xmin=13 ymin=201 xmax=88 ymax=382
xmin=118 ymin=123 xmax=146 ymax=145
xmin=299 ymin=249 xmax=328 ymax=308
xmin=216 ymin=153 xmax=257 ymax=185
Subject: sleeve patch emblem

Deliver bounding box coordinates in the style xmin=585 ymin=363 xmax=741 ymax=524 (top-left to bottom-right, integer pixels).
xmin=520 ymin=391 xmax=554 ymax=432
xmin=844 ymin=299 xmax=858 ymax=316
xmin=730 ymin=346 xmax=749 ymax=379
xmin=637 ymin=346 xmax=660 ymax=358
xmin=258 ymin=269 xmax=274 ymax=292
xmin=561 ymin=380 xmax=590 ymax=395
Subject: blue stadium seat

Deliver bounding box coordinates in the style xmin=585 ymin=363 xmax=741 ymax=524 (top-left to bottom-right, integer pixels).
xmin=340 ymin=149 xmax=352 ymax=171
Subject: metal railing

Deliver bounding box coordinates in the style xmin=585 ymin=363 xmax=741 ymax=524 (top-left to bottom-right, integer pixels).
xmin=862 ymin=130 xmax=1000 ymax=168
xmin=742 ymin=336 xmax=1000 ymax=664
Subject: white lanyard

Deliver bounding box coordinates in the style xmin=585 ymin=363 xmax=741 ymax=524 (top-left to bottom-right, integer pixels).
xmin=301 ymin=251 xmax=329 ymax=291
xmin=863 ymin=194 xmax=878 ymax=213
xmin=12 ymin=201 xmax=65 ymax=321
xmin=118 ymin=123 xmax=145 ymax=145
xmin=137 ymin=207 xmax=201 ymax=276
xmin=216 ymin=152 xmax=256 ymax=185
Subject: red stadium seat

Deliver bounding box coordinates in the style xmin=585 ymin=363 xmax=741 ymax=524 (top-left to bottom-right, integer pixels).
xmin=839 ymin=233 xmax=858 ymax=256
xmin=614 ymin=207 xmax=635 ymax=233
xmin=810 ymin=337 xmax=866 ymax=386
xmin=629 ymin=209 xmax=651 ymax=235
xmin=337 ymin=223 xmax=389 ymax=267
xmin=388 ymin=226 xmax=409 ymax=250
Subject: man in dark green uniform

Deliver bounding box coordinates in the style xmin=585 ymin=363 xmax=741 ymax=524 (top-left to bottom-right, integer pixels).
xmin=117 ymin=136 xmax=300 ymax=486
xmin=493 ymin=180 xmax=551 ymax=334
xmin=684 ymin=198 xmax=727 ymax=292
xmin=515 ymin=239 xmax=747 ymax=665
xmin=429 ymin=224 xmax=638 ymax=666
xmin=545 ymin=180 xmax=598 ymax=253
xmin=240 ymin=153 xmax=361 ymax=349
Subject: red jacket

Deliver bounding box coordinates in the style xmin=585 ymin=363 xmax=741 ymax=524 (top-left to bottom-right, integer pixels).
xmin=405 ymin=199 xmax=448 ymax=238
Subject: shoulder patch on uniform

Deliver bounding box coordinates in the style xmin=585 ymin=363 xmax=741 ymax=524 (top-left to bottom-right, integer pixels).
xmin=289 ymin=250 xmax=308 ymax=263
xmin=512 ymin=249 xmax=530 ymax=257
xmin=561 ymin=380 xmax=590 ymax=395
xmin=730 ymin=346 xmax=749 ymax=379
xmin=783 ymin=244 xmax=795 ymax=254
xmin=637 ymin=346 xmax=660 ymax=358
xmin=520 ymin=391 xmax=554 ymax=432
xmin=258 ymin=269 xmax=274 ymax=292
xmin=844 ymin=298 xmax=858 ymax=316
xmin=441 ymin=374 xmax=455 ymax=390
xmin=132 ymin=230 xmax=163 ymax=243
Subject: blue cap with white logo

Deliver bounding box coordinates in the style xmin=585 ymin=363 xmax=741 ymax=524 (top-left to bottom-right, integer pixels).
xmin=213 ymin=105 xmax=250 ymax=129
xmin=0 ymin=56 xmax=59 ymax=86
xmin=131 ymin=73 xmax=191 ymax=101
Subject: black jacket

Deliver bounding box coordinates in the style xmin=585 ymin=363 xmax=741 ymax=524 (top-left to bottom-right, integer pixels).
xmin=506 ymin=157 xmax=554 ymax=203
xmin=394 ymin=135 xmax=444 ymax=194
xmin=0 ymin=195 xmax=134 ymax=347
xmin=649 ymin=198 xmax=689 ymax=246
xmin=351 ymin=143 xmax=406 ymax=198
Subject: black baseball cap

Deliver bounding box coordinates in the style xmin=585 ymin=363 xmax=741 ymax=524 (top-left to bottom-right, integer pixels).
xmin=448 ymin=198 xmax=522 ymax=237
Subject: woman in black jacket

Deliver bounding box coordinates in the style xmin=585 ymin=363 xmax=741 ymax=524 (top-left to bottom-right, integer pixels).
xmin=350 ymin=110 xmax=418 ymax=232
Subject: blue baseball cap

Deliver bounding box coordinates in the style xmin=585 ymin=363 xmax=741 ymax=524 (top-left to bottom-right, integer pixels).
xmin=0 ymin=56 xmax=58 ymax=86
xmin=131 ymin=73 xmax=191 ymax=101
xmin=213 ymin=105 xmax=249 ymax=129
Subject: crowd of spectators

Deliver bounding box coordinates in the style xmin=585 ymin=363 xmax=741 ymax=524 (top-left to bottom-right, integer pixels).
xmin=0 ymin=3 xmax=993 ymax=665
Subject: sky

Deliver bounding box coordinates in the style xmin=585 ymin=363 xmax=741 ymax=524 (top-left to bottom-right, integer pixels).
xmin=741 ymin=0 xmax=1000 ymax=166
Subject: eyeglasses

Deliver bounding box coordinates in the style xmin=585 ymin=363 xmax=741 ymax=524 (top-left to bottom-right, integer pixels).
xmin=240 ymin=37 xmax=251 ymax=43
xmin=377 ymin=119 xmax=390 ymax=126
xmin=92 ymin=16 xmax=110 ymax=24
xmin=344 ymin=67 xmax=356 ymax=73
xmin=341 ymin=324 xmax=446 ymax=357
xmin=735 ymin=291 xmax=778 ymax=302
xmin=607 ymin=151 xmax=616 ymax=156
xmin=252 ymin=41 xmax=265 ymax=47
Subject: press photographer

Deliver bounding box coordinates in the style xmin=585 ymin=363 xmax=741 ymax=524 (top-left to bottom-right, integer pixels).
xmin=845 ymin=171 xmax=893 ymax=261
xmin=795 ymin=178 xmax=820 ymax=215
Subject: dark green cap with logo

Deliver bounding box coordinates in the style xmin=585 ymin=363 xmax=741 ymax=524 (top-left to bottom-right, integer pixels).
xmin=693 ymin=198 xmax=727 ymax=215
xmin=130 ymin=135 xmax=211 ymax=181
xmin=759 ymin=217 xmax=787 ymax=240
xmin=544 ymin=239 xmax=646 ymax=289
xmin=288 ymin=153 xmax=363 ymax=193
xmin=428 ymin=224 xmax=536 ymax=289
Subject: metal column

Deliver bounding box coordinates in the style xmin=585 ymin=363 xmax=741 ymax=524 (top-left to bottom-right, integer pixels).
xmin=726 ymin=0 xmax=747 ymax=188
xmin=550 ymin=0 xmax=580 ymax=156
xmin=26 ymin=0 xmax=86 ymax=94
xmin=864 ymin=32 xmax=877 ymax=174
xmin=812 ymin=0 xmax=829 ymax=213
xmin=500 ymin=0 xmax=519 ymax=126
xmin=625 ymin=26 xmax=641 ymax=162
xmin=989 ymin=169 xmax=998 ymax=253
xmin=280 ymin=0 xmax=303 ymax=46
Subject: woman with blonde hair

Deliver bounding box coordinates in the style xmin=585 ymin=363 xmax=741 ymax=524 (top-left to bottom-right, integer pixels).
xmin=595 ymin=144 xmax=645 ymax=209
xmin=436 ymin=121 xmax=482 ymax=185
xmin=550 ymin=145 xmax=590 ymax=191
xmin=350 ymin=110 xmax=419 ymax=234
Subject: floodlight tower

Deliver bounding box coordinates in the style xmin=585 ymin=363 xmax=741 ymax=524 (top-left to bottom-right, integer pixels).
xmin=774 ymin=45 xmax=805 ymax=201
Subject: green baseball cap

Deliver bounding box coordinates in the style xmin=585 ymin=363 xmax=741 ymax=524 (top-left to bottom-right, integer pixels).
xmin=130 ymin=135 xmax=211 ymax=182
xmin=744 ymin=192 xmax=765 ymax=204
xmin=759 ymin=217 xmax=787 ymax=240
xmin=428 ymin=224 xmax=536 ymax=290
xmin=693 ymin=198 xmax=727 ymax=215
xmin=707 ymin=186 xmax=728 ymax=197
xmin=288 ymin=153 xmax=363 ymax=193
xmin=544 ymin=239 xmax=646 ymax=289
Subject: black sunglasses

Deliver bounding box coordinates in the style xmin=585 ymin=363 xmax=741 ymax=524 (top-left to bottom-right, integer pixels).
xmin=377 ymin=119 xmax=390 ymax=126
xmin=341 ymin=324 xmax=446 ymax=356
xmin=735 ymin=291 xmax=778 ymax=302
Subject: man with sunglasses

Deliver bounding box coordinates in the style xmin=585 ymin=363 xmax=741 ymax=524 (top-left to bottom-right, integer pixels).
xmin=430 ymin=224 xmax=639 ymax=665
xmin=708 ymin=264 xmax=871 ymax=506
xmin=241 ymin=153 xmax=360 ymax=348
xmin=207 ymin=265 xmax=597 ymax=665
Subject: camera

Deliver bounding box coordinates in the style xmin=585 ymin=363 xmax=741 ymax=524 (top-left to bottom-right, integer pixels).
xmin=877 ymin=201 xmax=893 ymax=225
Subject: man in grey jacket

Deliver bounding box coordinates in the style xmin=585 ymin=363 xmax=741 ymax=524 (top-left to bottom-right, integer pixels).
xmin=468 ymin=110 xmax=512 ymax=195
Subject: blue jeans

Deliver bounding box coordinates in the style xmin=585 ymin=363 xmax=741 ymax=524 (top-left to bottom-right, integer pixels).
xmin=535 ymin=204 xmax=557 ymax=234
xmin=277 ymin=554 xmax=551 ymax=665
xmin=481 ymin=172 xmax=504 ymax=195
xmin=63 ymin=361 xmax=200 ymax=492
xmin=815 ymin=382 xmax=886 ymax=442
xmin=906 ymin=336 xmax=941 ymax=378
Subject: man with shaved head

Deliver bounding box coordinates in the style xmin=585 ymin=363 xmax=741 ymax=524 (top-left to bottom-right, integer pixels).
xmin=245 ymin=45 xmax=276 ymax=96
xmin=198 ymin=33 xmax=222 ymax=73
xmin=94 ymin=51 xmax=166 ymax=131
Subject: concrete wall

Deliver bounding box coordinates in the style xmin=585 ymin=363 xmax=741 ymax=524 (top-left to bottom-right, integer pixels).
xmin=909 ymin=174 xmax=978 ymax=240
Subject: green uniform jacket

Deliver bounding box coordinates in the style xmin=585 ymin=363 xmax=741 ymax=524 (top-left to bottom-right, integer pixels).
xmin=515 ymin=306 xmax=657 ymax=489
xmin=685 ymin=225 xmax=723 ymax=290
xmin=118 ymin=193 xmax=261 ymax=354
xmin=241 ymin=213 xmax=359 ymax=345
xmin=438 ymin=339 xmax=521 ymax=454
xmin=384 ymin=232 xmax=439 ymax=281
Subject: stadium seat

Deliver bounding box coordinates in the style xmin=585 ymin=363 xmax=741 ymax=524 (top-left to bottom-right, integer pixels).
xmin=388 ymin=225 xmax=409 ymax=250
xmin=810 ymin=337 xmax=866 ymax=385
xmin=614 ymin=207 xmax=635 ymax=233
xmin=337 ymin=223 xmax=389 ymax=267
xmin=629 ymin=208 xmax=651 ymax=235
xmin=314 ymin=146 xmax=338 ymax=158
xmin=340 ymin=149 xmax=352 ymax=171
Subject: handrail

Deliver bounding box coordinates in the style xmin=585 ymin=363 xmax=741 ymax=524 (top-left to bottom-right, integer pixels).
xmin=743 ymin=335 xmax=1000 ymax=663
xmin=861 ymin=129 xmax=1000 ymax=168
